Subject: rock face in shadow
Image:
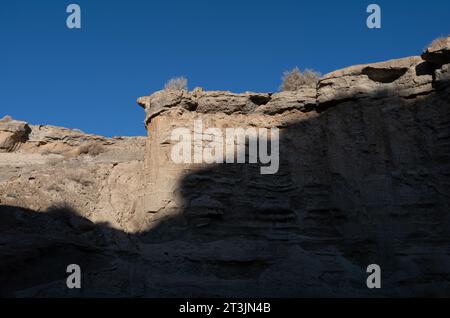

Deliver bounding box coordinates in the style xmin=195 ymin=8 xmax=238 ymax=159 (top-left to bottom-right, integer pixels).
xmin=1 ymin=39 xmax=450 ymax=297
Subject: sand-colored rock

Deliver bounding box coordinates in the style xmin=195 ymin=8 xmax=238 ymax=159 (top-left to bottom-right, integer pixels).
xmin=422 ymin=35 xmax=450 ymax=65
xmin=1 ymin=44 xmax=450 ymax=297
xmin=0 ymin=123 xmax=146 ymax=232
xmin=317 ymin=56 xmax=435 ymax=107
xmin=0 ymin=117 xmax=31 ymax=152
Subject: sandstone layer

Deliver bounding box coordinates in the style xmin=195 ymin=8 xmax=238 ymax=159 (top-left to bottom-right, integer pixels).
xmin=1 ymin=38 xmax=450 ymax=297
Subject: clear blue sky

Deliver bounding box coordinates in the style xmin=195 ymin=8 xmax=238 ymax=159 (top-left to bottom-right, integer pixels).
xmin=1 ymin=0 xmax=449 ymax=136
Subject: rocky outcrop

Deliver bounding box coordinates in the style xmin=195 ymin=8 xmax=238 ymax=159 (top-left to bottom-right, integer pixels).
xmin=135 ymin=38 xmax=450 ymax=297
xmin=422 ymin=36 xmax=450 ymax=65
xmin=317 ymin=56 xmax=435 ymax=108
xmin=1 ymin=37 xmax=450 ymax=297
xmin=0 ymin=117 xmax=31 ymax=152
xmin=0 ymin=123 xmax=146 ymax=232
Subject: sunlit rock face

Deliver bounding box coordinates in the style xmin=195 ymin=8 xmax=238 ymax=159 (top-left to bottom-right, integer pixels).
xmin=1 ymin=39 xmax=450 ymax=297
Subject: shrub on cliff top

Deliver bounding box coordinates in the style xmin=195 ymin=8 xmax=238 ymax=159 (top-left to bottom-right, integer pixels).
xmin=76 ymin=142 xmax=105 ymax=157
xmin=0 ymin=115 xmax=12 ymax=122
xmin=427 ymin=35 xmax=449 ymax=50
xmin=164 ymin=76 xmax=188 ymax=91
xmin=280 ymin=67 xmax=320 ymax=91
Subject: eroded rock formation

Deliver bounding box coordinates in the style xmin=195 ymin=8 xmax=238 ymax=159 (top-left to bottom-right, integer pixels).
xmin=1 ymin=38 xmax=450 ymax=297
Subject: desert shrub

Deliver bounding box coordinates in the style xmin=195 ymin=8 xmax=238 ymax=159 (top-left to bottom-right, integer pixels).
xmin=0 ymin=115 xmax=12 ymax=122
xmin=66 ymin=169 xmax=93 ymax=187
xmin=164 ymin=76 xmax=188 ymax=91
xmin=427 ymin=35 xmax=449 ymax=49
xmin=48 ymin=160 xmax=94 ymax=188
xmin=280 ymin=67 xmax=320 ymax=91
xmin=41 ymin=149 xmax=50 ymax=155
xmin=47 ymin=157 xmax=63 ymax=166
xmin=76 ymin=142 xmax=105 ymax=157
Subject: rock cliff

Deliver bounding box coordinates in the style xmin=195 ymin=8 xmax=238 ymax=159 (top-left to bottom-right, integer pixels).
xmin=1 ymin=38 xmax=449 ymax=297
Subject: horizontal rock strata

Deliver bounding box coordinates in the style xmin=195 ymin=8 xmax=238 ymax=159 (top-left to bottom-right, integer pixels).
xmin=1 ymin=38 xmax=449 ymax=297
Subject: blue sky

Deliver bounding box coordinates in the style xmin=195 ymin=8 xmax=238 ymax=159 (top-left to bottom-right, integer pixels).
xmin=1 ymin=0 xmax=449 ymax=136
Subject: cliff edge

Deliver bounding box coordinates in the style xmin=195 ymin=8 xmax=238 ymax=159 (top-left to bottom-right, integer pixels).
xmin=1 ymin=37 xmax=450 ymax=297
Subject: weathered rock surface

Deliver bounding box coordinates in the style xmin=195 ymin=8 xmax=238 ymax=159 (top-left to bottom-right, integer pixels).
xmin=0 ymin=117 xmax=31 ymax=152
xmin=422 ymin=36 xmax=450 ymax=65
xmin=0 ymin=123 xmax=146 ymax=231
xmin=1 ymin=38 xmax=450 ymax=297
xmin=317 ymin=56 xmax=435 ymax=107
xmin=256 ymin=89 xmax=316 ymax=114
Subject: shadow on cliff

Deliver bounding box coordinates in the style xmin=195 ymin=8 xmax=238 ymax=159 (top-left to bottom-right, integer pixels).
xmin=138 ymin=77 xmax=450 ymax=297
xmin=1 ymin=77 xmax=450 ymax=297
xmin=0 ymin=204 xmax=140 ymax=297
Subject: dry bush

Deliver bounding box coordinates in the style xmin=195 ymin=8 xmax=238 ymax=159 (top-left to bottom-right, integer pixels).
xmin=164 ymin=76 xmax=188 ymax=91
xmin=47 ymin=157 xmax=64 ymax=166
xmin=47 ymin=160 xmax=95 ymax=188
xmin=0 ymin=115 xmax=12 ymax=122
xmin=280 ymin=67 xmax=321 ymax=91
xmin=41 ymin=149 xmax=51 ymax=155
xmin=76 ymin=142 xmax=105 ymax=157
xmin=66 ymin=169 xmax=93 ymax=187
xmin=428 ymin=35 xmax=449 ymax=49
